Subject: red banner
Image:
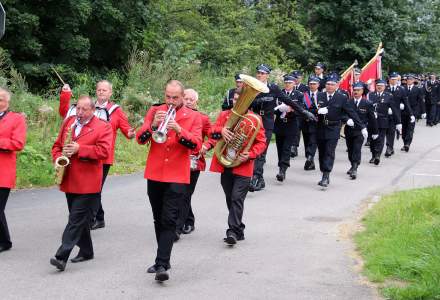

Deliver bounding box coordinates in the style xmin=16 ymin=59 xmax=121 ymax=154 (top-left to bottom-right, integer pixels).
xmin=359 ymin=43 xmax=383 ymax=92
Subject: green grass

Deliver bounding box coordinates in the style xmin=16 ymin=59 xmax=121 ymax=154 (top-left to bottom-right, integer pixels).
xmin=355 ymin=186 xmax=440 ymax=300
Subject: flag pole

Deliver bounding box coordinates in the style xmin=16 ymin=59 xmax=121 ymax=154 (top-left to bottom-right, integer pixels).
xmin=361 ymin=42 xmax=383 ymax=71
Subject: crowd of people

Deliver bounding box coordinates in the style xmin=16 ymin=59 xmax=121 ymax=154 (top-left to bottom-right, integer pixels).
xmin=0 ymin=62 xmax=437 ymax=282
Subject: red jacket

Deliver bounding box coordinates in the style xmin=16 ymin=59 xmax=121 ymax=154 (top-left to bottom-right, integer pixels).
xmin=52 ymin=116 xmax=112 ymax=194
xmin=192 ymin=112 xmax=214 ymax=171
xmin=59 ymin=90 xmax=133 ymax=165
xmin=209 ymin=110 xmax=266 ymax=177
xmin=0 ymin=112 xmax=27 ymax=188
xmin=136 ymin=104 xmax=202 ymax=184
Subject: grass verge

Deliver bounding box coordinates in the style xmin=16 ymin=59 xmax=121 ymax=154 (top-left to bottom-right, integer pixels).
xmin=355 ymin=186 xmax=440 ymax=300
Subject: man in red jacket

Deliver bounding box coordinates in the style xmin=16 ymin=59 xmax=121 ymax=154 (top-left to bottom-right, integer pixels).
xmin=175 ymin=88 xmax=214 ymax=238
xmin=59 ymin=81 xmax=135 ymax=230
xmin=50 ymin=96 xmax=112 ymax=271
xmin=0 ymin=88 xmax=26 ymax=253
xmin=136 ymin=80 xmax=202 ymax=282
xmin=210 ymin=98 xmax=266 ymax=246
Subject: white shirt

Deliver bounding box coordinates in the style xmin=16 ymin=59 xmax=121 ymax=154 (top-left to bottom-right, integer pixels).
xmin=408 ymin=85 xmax=413 ymax=91
xmin=327 ymin=93 xmax=335 ymax=101
xmin=390 ymin=85 xmax=398 ymax=92
xmin=354 ymin=97 xmax=362 ymax=107
xmin=96 ymin=101 xmax=108 ymax=109
xmin=74 ymin=117 xmax=92 ymax=137
xmin=0 ymin=111 xmax=5 ymax=117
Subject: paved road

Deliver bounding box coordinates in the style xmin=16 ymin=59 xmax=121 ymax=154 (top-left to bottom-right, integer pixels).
xmin=1 ymin=123 xmax=439 ymax=300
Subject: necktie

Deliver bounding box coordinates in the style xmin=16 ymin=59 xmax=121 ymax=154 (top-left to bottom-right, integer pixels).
xmin=391 ymin=87 xmax=394 ymax=92
xmin=328 ymin=94 xmax=332 ymax=102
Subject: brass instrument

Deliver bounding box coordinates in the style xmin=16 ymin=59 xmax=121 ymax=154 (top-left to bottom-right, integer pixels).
xmin=214 ymin=74 xmax=269 ymax=168
xmin=55 ymin=126 xmax=73 ymax=185
xmin=152 ymin=105 xmax=176 ymax=143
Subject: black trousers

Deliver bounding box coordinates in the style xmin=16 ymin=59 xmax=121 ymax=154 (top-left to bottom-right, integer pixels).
xmin=346 ymin=135 xmax=364 ymax=165
xmin=402 ymin=116 xmax=416 ymax=146
xmin=435 ymin=104 xmax=440 ymax=123
xmin=220 ymin=169 xmax=250 ymax=238
xmin=302 ymin=126 xmax=317 ymax=159
xmin=292 ymin=118 xmax=301 ymax=148
xmin=95 ymin=164 xmax=111 ymax=222
xmin=385 ymin=120 xmax=396 ymax=150
xmin=317 ymin=138 xmax=339 ymax=173
xmin=55 ymin=193 xmax=100 ymax=261
xmin=147 ymin=180 xmax=187 ymax=269
xmin=176 ymin=171 xmax=200 ymax=230
xmin=0 ymin=188 xmax=12 ymax=248
xmin=253 ymin=128 xmax=273 ymax=179
xmin=427 ymin=102 xmax=437 ymax=124
xmin=370 ymin=128 xmax=387 ymax=158
xmin=275 ymin=133 xmax=295 ymax=169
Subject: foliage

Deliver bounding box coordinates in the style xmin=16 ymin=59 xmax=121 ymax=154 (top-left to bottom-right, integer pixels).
xmin=355 ymin=186 xmax=440 ymax=300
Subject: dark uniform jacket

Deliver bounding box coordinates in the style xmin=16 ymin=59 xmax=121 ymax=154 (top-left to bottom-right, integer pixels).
xmin=386 ymin=85 xmax=412 ymax=119
xmin=368 ymin=91 xmax=401 ymax=128
xmin=404 ymin=85 xmax=425 ymax=118
xmin=274 ymin=89 xmax=302 ymax=136
xmin=316 ymin=92 xmax=365 ymax=140
xmin=344 ymin=98 xmax=378 ymax=138
xmin=221 ymin=88 xmax=235 ymax=111
xmin=250 ymin=82 xmax=309 ymax=131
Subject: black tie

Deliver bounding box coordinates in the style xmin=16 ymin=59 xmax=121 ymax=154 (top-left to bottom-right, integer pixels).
xmin=328 ymin=94 xmax=332 ymax=102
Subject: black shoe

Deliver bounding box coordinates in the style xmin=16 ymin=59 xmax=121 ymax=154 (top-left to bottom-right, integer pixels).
xmin=404 ymin=145 xmax=409 ymax=152
xmin=374 ymin=156 xmax=380 ymax=165
xmin=350 ymin=164 xmax=358 ymax=180
xmin=224 ymin=231 xmax=237 ymax=245
xmin=91 ymin=220 xmax=105 ymax=230
xmin=249 ymin=176 xmax=258 ymax=192
xmin=304 ymin=157 xmax=315 ymax=170
xmin=0 ymin=245 xmax=11 ymax=253
xmin=290 ymin=146 xmax=298 ymax=158
xmin=182 ymin=224 xmax=195 ymax=234
xmin=253 ymin=177 xmax=265 ymax=191
xmin=401 ymin=146 xmax=406 ymax=151
xmin=70 ymin=255 xmax=94 ymax=263
xmin=155 ymin=266 xmax=169 ymax=282
xmin=318 ymin=172 xmax=330 ymax=188
xmin=346 ymin=166 xmax=354 ymax=175
xmin=50 ymin=258 xmax=66 ymax=271
xmin=385 ymin=148 xmax=394 ymax=157
xmin=276 ymin=167 xmax=287 ymax=182
xmin=237 ymin=235 xmax=245 ymax=241
xmin=369 ymin=157 xmax=375 ymax=164
xmin=147 ymin=264 xmax=158 ymax=273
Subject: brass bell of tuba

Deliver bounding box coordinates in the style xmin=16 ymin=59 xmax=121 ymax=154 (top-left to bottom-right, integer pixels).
xmin=214 ymin=74 xmax=269 ymax=168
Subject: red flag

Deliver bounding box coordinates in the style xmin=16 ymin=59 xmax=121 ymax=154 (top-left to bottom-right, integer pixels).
xmin=359 ymin=43 xmax=383 ymax=92
xmin=339 ymin=61 xmax=357 ymax=97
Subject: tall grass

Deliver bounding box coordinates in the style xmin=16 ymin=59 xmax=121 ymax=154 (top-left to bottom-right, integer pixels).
xmin=355 ymin=186 xmax=440 ymax=300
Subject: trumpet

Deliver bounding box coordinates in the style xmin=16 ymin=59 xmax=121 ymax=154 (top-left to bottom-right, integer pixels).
xmin=152 ymin=105 xmax=176 ymax=143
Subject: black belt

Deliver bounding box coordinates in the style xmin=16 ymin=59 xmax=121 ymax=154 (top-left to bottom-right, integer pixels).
xmin=322 ymin=120 xmax=341 ymax=126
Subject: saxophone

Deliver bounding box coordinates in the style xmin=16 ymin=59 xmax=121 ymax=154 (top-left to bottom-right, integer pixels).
xmin=214 ymin=74 xmax=269 ymax=168
xmin=55 ymin=126 xmax=73 ymax=185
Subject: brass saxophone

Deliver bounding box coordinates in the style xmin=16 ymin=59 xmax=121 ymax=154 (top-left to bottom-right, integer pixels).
xmin=55 ymin=126 xmax=73 ymax=185
xmin=214 ymin=74 xmax=269 ymax=168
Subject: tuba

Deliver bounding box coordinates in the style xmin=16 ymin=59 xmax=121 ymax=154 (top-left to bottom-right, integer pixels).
xmin=214 ymin=74 xmax=269 ymax=168
xmin=55 ymin=126 xmax=73 ymax=185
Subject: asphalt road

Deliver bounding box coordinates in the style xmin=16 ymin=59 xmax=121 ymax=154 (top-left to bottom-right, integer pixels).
xmin=1 ymin=122 xmax=439 ymax=300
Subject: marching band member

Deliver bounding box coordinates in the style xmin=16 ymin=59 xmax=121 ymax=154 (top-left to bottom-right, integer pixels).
xmin=273 ymin=74 xmax=303 ymax=182
xmin=210 ymin=88 xmax=267 ymax=245
xmin=368 ymin=79 xmax=401 ymax=165
xmin=136 ymin=80 xmax=202 ymax=282
xmin=59 ymin=81 xmax=135 ymax=230
xmin=176 ymin=88 xmax=214 ymax=238
xmin=50 ymin=96 xmax=112 ymax=271
xmin=316 ymin=74 xmax=366 ymax=188
xmin=344 ymin=83 xmax=378 ymax=180
xmin=0 ymin=88 xmax=26 ymax=253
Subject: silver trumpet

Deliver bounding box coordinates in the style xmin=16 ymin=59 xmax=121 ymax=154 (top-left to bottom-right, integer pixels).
xmin=152 ymin=105 xmax=176 ymax=143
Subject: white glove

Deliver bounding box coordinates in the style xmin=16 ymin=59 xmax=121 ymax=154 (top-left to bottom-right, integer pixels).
xmin=400 ymin=103 xmax=405 ymax=110
xmin=318 ymin=107 xmax=328 ymax=115
xmin=388 ymin=108 xmax=393 ymax=115
xmin=396 ymin=124 xmax=402 ymax=134
xmin=361 ymin=128 xmax=368 ymax=140
xmin=372 ymin=134 xmax=379 ymax=140
xmin=275 ymin=103 xmax=290 ymax=118
xmin=421 ymin=113 xmax=427 ymax=119
xmin=410 ymin=115 xmax=415 ymax=123
xmin=346 ymin=118 xmax=354 ymax=127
